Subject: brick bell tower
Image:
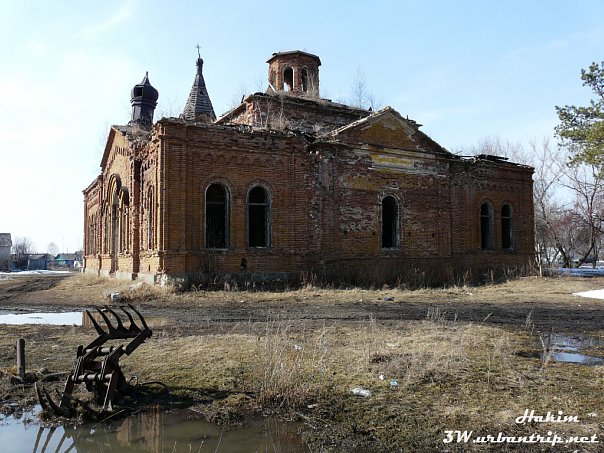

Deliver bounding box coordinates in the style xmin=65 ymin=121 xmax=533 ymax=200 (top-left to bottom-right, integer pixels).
xmin=267 ymin=50 xmax=321 ymax=96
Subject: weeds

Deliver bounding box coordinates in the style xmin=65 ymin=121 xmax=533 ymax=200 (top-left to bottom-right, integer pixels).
xmin=254 ymin=318 xmax=329 ymax=411
xmin=524 ymin=309 xmax=535 ymax=334
xmin=538 ymin=334 xmax=554 ymax=369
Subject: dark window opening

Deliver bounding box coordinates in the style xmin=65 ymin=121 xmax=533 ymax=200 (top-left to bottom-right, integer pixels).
xmin=206 ymin=184 xmax=229 ymax=248
xmin=480 ymin=202 xmax=494 ymax=250
xmin=301 ymin=68 xmax=309 ymax=92
xmin=147 ymin=187 xmax=154 ymax=250
xmin=381 ymin=196 xmax=398 ymax=248
xmin=133 ymin=87 xmax=143 ymax=97
xmin=283 ymin=67 xmax=293 ymax=92
xmin=248 ymin=186 xmax=270 ymax=247
xmin=501 ymin=204 xmax=513 ymax=250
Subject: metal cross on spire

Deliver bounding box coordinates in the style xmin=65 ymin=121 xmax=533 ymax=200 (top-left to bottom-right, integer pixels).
xmin=196 ymin=43 xmax=201 ymax=59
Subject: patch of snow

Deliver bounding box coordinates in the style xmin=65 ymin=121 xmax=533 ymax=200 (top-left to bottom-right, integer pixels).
xmin=0 ymin=270 xmax=72 ymax=276
xmin=555 ymin=268 xmax=604 ymax=277
xmin=574 ymin=289 xmax=604 ymax=300
xmin=0 ymin=311 xmax=82 ymax=325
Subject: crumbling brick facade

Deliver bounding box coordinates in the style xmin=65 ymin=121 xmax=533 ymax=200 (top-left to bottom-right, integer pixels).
xmin=83 ymin=50 xmax=534 ymax=286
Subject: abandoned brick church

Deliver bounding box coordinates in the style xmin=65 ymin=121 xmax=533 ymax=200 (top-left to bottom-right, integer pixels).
xmin=83 ymin=50 xmax=534 ymax=285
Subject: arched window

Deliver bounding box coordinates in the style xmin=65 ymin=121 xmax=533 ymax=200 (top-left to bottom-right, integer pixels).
xmin=147 ymin=187 xmax=155 ymax=250
xmin=283 ymin=67 xmax=293 ymax=92
xmin=501 ymin=204 xmax=513 ymax=250
xmin=103 ymin=210 xmax=109 ymax=254
xmin=248 ymin=186 xmax=270 ymax=248
xmin=381 ymin=196 xmax=399 ymax=248
xmin=119 ymin=190 xmax=129 ymax=253
xmin=120 ymin=204 xmax=126 ymax=252
xmin=480 ymin=202 xmax=494 ymax=250
xmin=301 ymin=68 xmax=309 ymax=92
xmin=206 ymin=183 xmax=229 ymax=248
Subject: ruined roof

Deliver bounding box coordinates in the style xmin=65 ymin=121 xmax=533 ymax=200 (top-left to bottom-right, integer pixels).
xmin=323 ymin=107 xmax=453 ymax=156
xmin=0 ymin=233 xmax=11 ymax=247
xmin=216 ymin=91 xmax=370 ymax=133
xmin=267 ymin=50 xmax=321 ymax=65
xmin=182 ymin=57 xmax=216 ymax=122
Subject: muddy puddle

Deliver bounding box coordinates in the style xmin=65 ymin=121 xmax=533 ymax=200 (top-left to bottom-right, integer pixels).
xmin=0 ymin=407 xmax=304 ymax=452
xmin=541 ymin=333 xmax=604 ymax=365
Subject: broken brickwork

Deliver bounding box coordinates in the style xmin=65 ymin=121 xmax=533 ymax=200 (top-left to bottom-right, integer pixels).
xmin=83 ymin=50 xmax=534 ymax=286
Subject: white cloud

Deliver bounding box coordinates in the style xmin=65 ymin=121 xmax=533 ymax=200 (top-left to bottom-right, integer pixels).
xmin=78 ymin=0 xmax=137 ymax=39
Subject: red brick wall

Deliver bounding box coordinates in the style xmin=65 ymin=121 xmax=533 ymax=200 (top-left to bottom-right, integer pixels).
xmin=84 ymin=119 xmax=534 ymax=286
xmin=148 ymin=119 xmax=534 ymax=283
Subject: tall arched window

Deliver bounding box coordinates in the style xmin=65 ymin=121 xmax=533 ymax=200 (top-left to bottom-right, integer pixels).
xmin=206 ymin=183 xmax=229 ymax=248
xmin=283 ymin=67 xmax=293 ymax=91
xmin=301 ymin=68 xmax=309 ymax=92
xmin=119 ymin=190 xmax=129 ymax=253
xmin=120 ymin=204 xmax=126 ymax=252
xmin=501 ymin=204 xmax=513 ymax=250
xmin=147 ymin=187 xmax=155 ymax=250
xmin=480 ymin=202 xmax=494 ymax=250
xmin=381 ymin=196 xmax=399 ymax=248
xmin=248 ymin=186 xmax=270 ymax=248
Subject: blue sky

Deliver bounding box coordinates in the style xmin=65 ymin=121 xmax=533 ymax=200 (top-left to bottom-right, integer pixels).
xmin=1 ymin=0 xmax=603 ymax=252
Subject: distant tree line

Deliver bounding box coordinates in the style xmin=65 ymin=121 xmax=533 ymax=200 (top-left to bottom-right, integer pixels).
xmin=461 ymin=61 xmax=604 ymax=270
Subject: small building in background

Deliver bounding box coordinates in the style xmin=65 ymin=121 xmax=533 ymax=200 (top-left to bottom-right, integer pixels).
xmin=0 ymin=234 xmax=11 ymax=271
xmin=28 ymin=253 xmax=52 ymax=270
xmin=74 ymin=251 xmax=84 ymax=270
xmin=54 ymin=253 xmax=77 ymax=269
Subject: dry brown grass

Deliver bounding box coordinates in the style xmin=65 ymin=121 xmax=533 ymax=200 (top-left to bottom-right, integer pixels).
xmin=1 ymin=274 xmax=604 ymax=450
xmin=6 ymin=273 xmax=603 ymax=313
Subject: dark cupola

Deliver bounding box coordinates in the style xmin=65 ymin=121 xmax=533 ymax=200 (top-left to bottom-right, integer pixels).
xmin=129 ymin=72 xmax=159 ymax=128
xmin=182 ymin=52 xmax=216 ymax=123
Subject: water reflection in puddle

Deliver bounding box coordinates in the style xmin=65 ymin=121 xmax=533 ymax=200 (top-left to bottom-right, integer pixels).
xmin=541 ymin=333 xmax=604 ymax=365
xmin=0 ymin=312 xmax=82 ymax=325
xmin=0 ymin=407 xmax=304 ymax=452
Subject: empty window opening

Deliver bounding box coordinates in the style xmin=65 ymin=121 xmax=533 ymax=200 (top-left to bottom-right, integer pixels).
xmin=283 ymin=67 xmax=293 ymax=92
xmin=480 ymin=202 xmax=494 ymax=250
xmin=206 ymin=184 xmax=229 ymax=248
xmin=248 ymin=186 xmax=270 ymax=247
xmin=501 ymin=204 xmax=513 ymax=249
xmin=381 ymin=196 xmax=399 ymax=248
xmin=120 ymin=205 xmax=128 ymax=252
xmin=301 ymin=68 xmax=309 ymax=92
xmin=147 ymin=187 xmax=155 ymax=250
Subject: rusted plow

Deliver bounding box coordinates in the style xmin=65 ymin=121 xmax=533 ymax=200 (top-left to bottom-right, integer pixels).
xmin=36 ymin=304 xmax=152 ymax=417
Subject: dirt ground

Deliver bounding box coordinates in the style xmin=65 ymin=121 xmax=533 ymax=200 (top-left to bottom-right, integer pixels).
xmin=1 ymin=273 xmax=603 ymax=333
xmin=1 ymin=273 xmax=603 ymax=452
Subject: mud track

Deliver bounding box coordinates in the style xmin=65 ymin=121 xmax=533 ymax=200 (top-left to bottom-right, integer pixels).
xmin=1 ymin=274 xmax=602 ymax=333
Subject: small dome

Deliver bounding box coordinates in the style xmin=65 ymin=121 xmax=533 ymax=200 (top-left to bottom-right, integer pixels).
xmin=130 ymin=72 xmax=159 ymax=105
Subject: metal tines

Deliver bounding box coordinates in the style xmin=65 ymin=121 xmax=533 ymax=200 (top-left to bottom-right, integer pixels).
xmin=36 ymin=304 xmax=152 ymax=417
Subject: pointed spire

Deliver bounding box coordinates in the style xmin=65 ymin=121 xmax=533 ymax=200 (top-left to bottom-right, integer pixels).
xmin=182 ymin=47 xmax=216 ymax=123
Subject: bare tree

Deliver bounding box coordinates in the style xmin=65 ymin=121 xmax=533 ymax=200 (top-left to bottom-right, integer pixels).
xmin=350 ymin=67 xmax=382 ymax=110
xmin=460 ymin=136 xmax=569 ymax=271
xmin=11 ymin=236 xmax=33 ymax=270
xmin=226 ymin=82 xmax=251 ymax=112
xmin=47 ymin=242 xmax=59 ymax=257
xmin=527 ymin=138 xmax=566 ymax=270
xmin=556 ymin=161 xmax=604 ymax=267
xmin=156 ymin=95 xmax=181 ymax=119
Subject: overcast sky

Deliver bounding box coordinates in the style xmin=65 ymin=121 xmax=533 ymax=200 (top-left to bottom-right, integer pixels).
xmin=1 ymin=0 xmax=603 ymax=253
